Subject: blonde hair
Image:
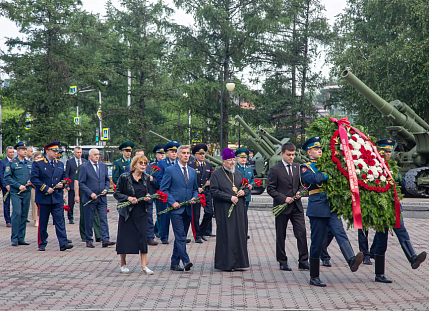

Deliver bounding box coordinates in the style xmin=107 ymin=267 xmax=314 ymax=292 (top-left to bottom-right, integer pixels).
xmin=130 ymin=155 xmax=148 ymax=171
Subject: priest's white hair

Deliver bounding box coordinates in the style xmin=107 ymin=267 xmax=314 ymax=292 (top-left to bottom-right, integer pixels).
xmin=223 ymin=165 xmax=235 ymax=174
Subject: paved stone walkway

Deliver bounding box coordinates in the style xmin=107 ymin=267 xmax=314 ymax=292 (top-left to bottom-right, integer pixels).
xmin=0 ymin=199 xmax=428 ymax=310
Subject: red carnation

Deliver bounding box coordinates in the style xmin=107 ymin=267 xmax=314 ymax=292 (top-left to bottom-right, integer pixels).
xmin=241 ymin=178 xmax=249 ymax=188
xmin=351 ymin=136 xmax=357 ymax=142
xmin=150 ymin=165 xmax=161 ymax=176
xmin=63 ymin=205 xmax=70 ymax=212
xmin=368 ymin=170 xmax=373 ymax=175
xmin=113 ymin=185 xmax=116 ymax=191
xmin=197 ymin=193 xmax=206 ymax=207
xmin=375 ymin=179 xmax=380 ymax=185
xmin=350 ymin=130 xmax=356 ymax=134
xmin=254 ymin=179 xmax=263 ymax=187
xmin=352 ymin=155 xmax=357 ymax=160
xmin=107 ymin=209 xmax=110 ymax=213
xmin=362 ymin=174 xmax=367 ymax=179
xmin=358 ymin=164 xmax=363 ymax=169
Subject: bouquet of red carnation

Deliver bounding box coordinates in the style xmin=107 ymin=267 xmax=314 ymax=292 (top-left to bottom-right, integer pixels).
xmin=272 ymin=190 xmax=309 ymax=217
xmin=228 ymin=178 xmax=249 ymax=217
xmin=253 ymin=179 xmax=263 ymax=187
xmin=118 ymin=190 xmax=168 ymax=209
xmin=45 ymin=178 xmax=72 ymax=195
xmin=113 ymin=185 xmax=116 ymax=191
xmin=150 ymin=165 xmax=161 ymax=176
xmin=158 ymin=193 xmax=206 ymax=215
xmin=63 ymin=205 xmax=70 ymax=212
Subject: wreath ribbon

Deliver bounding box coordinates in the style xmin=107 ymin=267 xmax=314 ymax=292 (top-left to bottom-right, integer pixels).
xmin=329 ymin=117 xmax=362 ymax=229
xmin=329 ymin=117 xmax=401 ymax=228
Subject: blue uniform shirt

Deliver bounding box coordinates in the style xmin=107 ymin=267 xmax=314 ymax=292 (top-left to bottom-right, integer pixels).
xmin=30 ymin=156 xmax=66 ymax=204
xmin=4 ymin=157 xmax=32 ymax=194
xmin=300 ymin=159 xmax=331 ymax=217
xmin=236 ymin=163 xmax=254 ymax=202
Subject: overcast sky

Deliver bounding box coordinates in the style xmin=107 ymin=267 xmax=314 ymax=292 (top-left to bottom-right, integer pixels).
xmin=0 ymin=0 xmax=348 ymax=85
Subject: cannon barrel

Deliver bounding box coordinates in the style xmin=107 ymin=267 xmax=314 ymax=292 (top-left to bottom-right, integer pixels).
xmin=235 ymin=115 xmax=276 ymax=157
xmin=341 ymin=70 xmax=426 ymax=134
xmin=148 ymin=130 xmax=222 ymax=166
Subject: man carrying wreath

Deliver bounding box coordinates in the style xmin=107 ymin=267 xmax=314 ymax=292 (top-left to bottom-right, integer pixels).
xmin=210 ymin=148 xmax=250 ymax=271
xmin=30 ymin=141 xmax=73 ymax=251
xmin=300 ymin=136 xmax=363 ymax=287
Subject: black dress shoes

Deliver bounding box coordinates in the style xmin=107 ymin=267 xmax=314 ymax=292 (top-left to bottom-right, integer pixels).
xmin=207 ymin=234 xmax=216 ymax=237
xmin=60 ymin=244 xmax=74 ymax=251
xmin=184 ymin=262 xmax=193 ymax=271
xmin=298 ymin=262 xmax=310 ymax=270
xmin=375 ymin=274 xmax=392 ymax=283
xmin=322 ymin=259 xmax=331 ymax=267
xmin=18 ymin=241 xmax=30 ymax=245
xmin=148 ymin=239 xmax=158 ymax=246
xmin=86 ymin=242 xmax=95 ymax=248
xmin=69 ymin=220 xmax=75 ymax=224
xmin=162 ymin=240 xmax=169 ymax=244
xmin=67 ymin=239 xmax=72 ymax=243
xmin=95 ymin=238 xmax=101 ymax=242
xmin=38 ymin=247 xmax=45 ymax=251
xmin=195 ymin=238 xmax=203 ymax=243
xmin=186 ymin=239 xmax=191 ymax=243
xmin=310 ymin=277 xmax=326 ymax=287
xmin=201 ymin=236 xmax=208 ymax=241
xmin=363 ymin=257 xmax=372 ymax=265
xmin=170 ymin=264 xmax=184 ymax=271
xmin=280 ymin=264 xmax=292 ymax=271
xmin=11 ymin=242 xmax=18 ymax=246
xmin=102 ymin=241 xmax=116 ymax=248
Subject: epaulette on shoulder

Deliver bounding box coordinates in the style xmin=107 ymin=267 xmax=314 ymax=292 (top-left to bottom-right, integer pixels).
xmin=35 ymin=158 xmax=44 ymax=162
xmin=10 ymin=158 xmax=17 ymax=163
xmin=304 ymin=162 xmax=311 ymax=166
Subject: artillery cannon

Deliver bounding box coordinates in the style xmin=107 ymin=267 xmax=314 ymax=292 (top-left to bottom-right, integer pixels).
xmin=341 ymin=70 xmax=429 ymax=197
xmin=234 ymin=115 xmax=308 ymax=194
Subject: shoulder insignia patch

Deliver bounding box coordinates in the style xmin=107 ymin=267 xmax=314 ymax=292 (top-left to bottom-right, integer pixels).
xmin=5 ymin=166 xmax=10 ymax=172
xmin=35 ymin=158 xmax=44 ymax=162
xmin=113 ymin=166 xmax=116 ymax=170
xmin=301 ymin=167 xmax=307 ymax=173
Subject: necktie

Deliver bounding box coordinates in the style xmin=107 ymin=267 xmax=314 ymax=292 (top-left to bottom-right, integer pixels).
xmin=78 ymin=159 xmax=81 ymax=166
xmin=183 ymin=166 xmax=188 ymax=184
xmin=51 ymin=160 xmax=55 ymax=169
xmin=94 ymin=163 xmax=99 ymax=176
xmin=287 ymin=164 xmax=293 ymax=176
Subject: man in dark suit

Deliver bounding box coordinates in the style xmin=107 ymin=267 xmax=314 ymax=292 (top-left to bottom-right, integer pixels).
xmin=267 ymin=142 xmax=309 ymax=271
xmin=65 ymin=146 xmax=87 ymax=224
xmin=0 ymin=146 xmax=15 ymax=227
xmin=79 ymin=148 xmax=115 ymax=248
xmin=160 ymin=145 xmax=198 ymax=272
xmin=30 ymin=141 xmax=73 ymax=251
xmin=188 ymin=143 xmax=214 ymax=243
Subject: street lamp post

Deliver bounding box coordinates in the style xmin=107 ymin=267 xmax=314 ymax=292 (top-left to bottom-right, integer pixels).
xmin=220 ymin=59 xmax=235 ymax=152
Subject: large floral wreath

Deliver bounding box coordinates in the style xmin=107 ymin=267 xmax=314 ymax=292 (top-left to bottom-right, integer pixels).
xmin=305 ymin=116 xmax=403 ymax=232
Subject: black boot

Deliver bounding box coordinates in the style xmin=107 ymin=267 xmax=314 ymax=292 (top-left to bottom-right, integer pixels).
xmin=400 ymin=240 xmax=427 ymax=270
xmin=340 ymin=241 xmax=364 ymax=272
xmin=309 ymin=258 xmax=326 ymax=287
xmin=374 ymin=254 xmax=392 ymax=283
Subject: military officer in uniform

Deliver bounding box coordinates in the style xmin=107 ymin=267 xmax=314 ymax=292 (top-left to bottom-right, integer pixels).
xmin=30 ymin=141 xmax=73 ymax=251
xmin=235 ymin=148 xmax=254 ymax=210
xmin=5 ymin=142 xmax=32 ymax=246
xmin=300 ymin=136 xmax=363 ymax=287
xmin=155 ymin=141 xmax=182 ymax=244
xmin=188 ymin=143 xmax=214 ymax=243
xmin=146 ymin=144 xmax=165 ymax=244
xmin=358 ymin=139 xmax=426 ymax=271
xmin=112 ymin=141 xmax=135 ymax=185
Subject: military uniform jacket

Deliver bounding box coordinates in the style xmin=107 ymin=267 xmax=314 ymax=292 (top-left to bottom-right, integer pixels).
xmin=30 ymin=156 xmax=66 ymax=205
xmin=112 ymin=157 xmax=131 ymax=185
xmin=4 ymin=157 xmax=32 ymax=194
xmin=188 ymin=160 xmax=213 ymax=190
xmin=155 ymin=157 xmax=176 ymax=186
xmin=300 ymin=159 xmax=331 ymax=218
xmin=235 ymin=164 xmax=254 ymax=202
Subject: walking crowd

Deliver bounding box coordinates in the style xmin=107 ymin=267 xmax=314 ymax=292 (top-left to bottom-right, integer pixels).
xmin=1 ymin=136 xmax=426 ymax=286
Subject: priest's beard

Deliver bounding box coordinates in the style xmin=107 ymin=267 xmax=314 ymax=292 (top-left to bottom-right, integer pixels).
xmin=223 ymin=166 xmax=235 ymax=174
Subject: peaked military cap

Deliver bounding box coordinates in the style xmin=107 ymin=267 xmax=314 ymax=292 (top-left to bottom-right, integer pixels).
xmin=192 ymin=143 xmax=207 ymax=155
xmin=165 ymin=141 xmax=180 ymax=151
xmin=14 ymin=141 xmax=27 ymax=150
xmin=153 ymin=144 xmax=166 ymax=154
xmin=235 ymin=148 xmax=249 ymax=158
xmin=302 ymin=136 xmax=321 ymax=151
xmin=119 ymin=141 xmax=135 ymax=151
xmin=44 ymin=141 xmax=61 ymax=151
xmin=376 ymin=139 xmax=395 ymax=151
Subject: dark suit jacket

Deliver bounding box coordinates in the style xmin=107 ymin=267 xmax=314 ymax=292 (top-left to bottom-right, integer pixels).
xmin=78 ymin=161 xmax=110 ymax=205
xmin=0 ymin=157 xmax=12 ymax=188
xmin=267 ymin=161 xmax=304 ymax=214
xmin=65 ymin=157 xmax=87 ymax=190
xmin=30 ymin=156 xmax=66 ymax=205
xmin=188 ymin=160 xmax=213 ymax=188
xmin=160 ymin=163 xmax=198 ymax=216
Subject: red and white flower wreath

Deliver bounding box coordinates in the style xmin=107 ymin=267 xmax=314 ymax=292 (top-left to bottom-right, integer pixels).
xmin=330 ymin=129 xmax=393 ymax=192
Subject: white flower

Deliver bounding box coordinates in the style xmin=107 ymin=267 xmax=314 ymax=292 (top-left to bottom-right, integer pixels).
xmin=380 ymin=175 xmax=386 ymax=182
xmin=351 ymin=150 xmax=362 ymax=158
xmin=362 ymin=165 xmax=369 ymax=172
xmin=357 ymin=137 xmax=365 ymax=145
xmin=353 ymin=160 xmax=359 ymax=166
xmin=373 ymin=171 xmax=380 ymax=178
xmin=367 ymin=175 xmax=375 ymax=181
xmin=355 ymin=169 xmax=361 ymax=175
xmin=339 ymin=144 xmax=343 ymax=151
